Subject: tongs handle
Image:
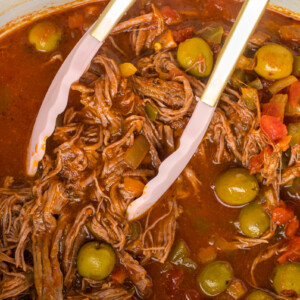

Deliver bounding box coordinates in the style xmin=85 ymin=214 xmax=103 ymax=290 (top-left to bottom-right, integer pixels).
xmin=202 ymin=0 xmax=269 ymax=107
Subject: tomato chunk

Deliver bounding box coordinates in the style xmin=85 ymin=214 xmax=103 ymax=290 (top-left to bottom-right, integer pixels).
xmin=68 ymin=13 xmax=84 ymax=29
xmin=286 ymin=218 xmax=300 ymax=238
xmin=278 ymin=236 xmax=300 ymax=264
xmin=260 ymin=115 xmax=287 ymax=142
xmin=262 ymin=102 xmax=283 ymax=120
xmin=272 ymin=206 xmax=295 ymax=225
xmin=161 ymin=6 xmax=182 ymax=25
xmin=249 ymin=146 xmax=273 ymax=174
xmin=288 ymin=80 xmax=300 ymax=107
xmin=172 ymin=26 xmax=195 ymax=43
xmin=110 ymin=265 xmax=129 ymax=284
xmin=165 ymin=268 xmax=184 ymax=292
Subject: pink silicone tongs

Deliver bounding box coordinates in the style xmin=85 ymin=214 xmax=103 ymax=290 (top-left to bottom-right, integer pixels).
xmin=26 ymin=0 xmax=136 ymax=176
xmin=127 ymin=0 xmax=269 ymax=221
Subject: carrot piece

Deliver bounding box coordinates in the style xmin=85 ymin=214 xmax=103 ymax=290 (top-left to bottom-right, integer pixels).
xmin=110 ymin=265 xmax=129 ymax=284
xmin=288 ymin=80 xmax=300 ymax=107
xmin=279 ymin=24 xmax=300 ymax=41
xmin=237 ymin=55 xmax=255 ymax=70
xmin=260 ymin=115 xmax=288 ymax=142
xmin=272 ymin=206 xmax=295 ymax=225
xmin=155 ymin=29 xmax=177 ymax=50
xmin=286 ymin=218 xmax=300 ymax=239
xmin=123 ymin=177 xmax=145 ymax=198
xmin=68 ymin=13 xmax=84 ymax=29
xmin=119 ymin=63 xmax=137 ymax=78
xmin=198 ymin=246 xmax=217 ymax=264
xmin=227 ymin=279 xmax=247 ymax=300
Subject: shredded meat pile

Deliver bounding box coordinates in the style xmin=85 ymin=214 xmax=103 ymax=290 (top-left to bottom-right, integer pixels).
xmin=0 ymin=5 xmax=204 ymax=299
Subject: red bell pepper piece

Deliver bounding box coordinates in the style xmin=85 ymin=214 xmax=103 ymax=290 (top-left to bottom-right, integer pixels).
xmin=260 ymin=115 xmax=288 ymax=142
xmin=68 ymin=13 xmax=84 ymax=29
xmin=172 ymin=26 xmax=195 ymax=43
xmin=286 ymin=218 xmax=300 ymax=239
xmin=262 ymin=102 xmax=283 ymax=121
xmin=248 ymin=146 xmax=273 ymax=174
xmin=161 ymin=6 xmax=182 ymax=25
xmin=278 ymin=236 xmax=300 ymax=264
xmin=272 ymin=206 xmax=295 ymax=225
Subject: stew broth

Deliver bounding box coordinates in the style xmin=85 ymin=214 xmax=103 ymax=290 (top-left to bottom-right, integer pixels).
xmin=0 ymin=0 xmax=300 ymax=299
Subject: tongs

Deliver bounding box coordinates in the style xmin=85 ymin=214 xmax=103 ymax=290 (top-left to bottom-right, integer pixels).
xmin=127 ymin=0 xmax=269 ymax=220
xmin=27 ymin=0 xmax=269 ymax=221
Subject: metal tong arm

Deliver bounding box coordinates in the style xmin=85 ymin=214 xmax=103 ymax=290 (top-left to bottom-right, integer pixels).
xmin=91 ymin=0 xmax=136 ymax=42
xmin=202 ymin=0 xmax=269 ymax=107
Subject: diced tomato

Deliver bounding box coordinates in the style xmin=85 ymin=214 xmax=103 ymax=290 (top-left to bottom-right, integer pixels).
xmin=272 ymin=206 xmax=295 ymax=225
xmin=248 ymin=146 xmax=273 ymax=174
xmin=68 ymin=13 xmax=84 ymax=29
xmin=160 ymin=6 xmax=183 ymax=25
xmin=110 ymin=265 xmax=129 ymax=284
xmin=286 ymin=218 xmax=300 ymax=238
xmin=288 ymin=80 xmax=300 ymax=107
xmin=165 ymin=268 xmax=184 ymax=291
xmin=262 ymin=102 xmax=284 ymax=121
xmin=260 ymin=115 xmax=288 ymax=142
xmin=278 ymin=236 xmax=300 ymax=264
xmin=172 ymin=26 xmax=195 ymax=43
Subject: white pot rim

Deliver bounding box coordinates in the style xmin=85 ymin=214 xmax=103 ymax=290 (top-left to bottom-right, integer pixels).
xmin=0 ymin=0 xmax=299 ymax=39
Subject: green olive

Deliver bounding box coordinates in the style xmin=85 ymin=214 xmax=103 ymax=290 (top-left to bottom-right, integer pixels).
xmin=197 ymin=261 xmax=233 ymax=296
xmin=239 ymin=202 xmax=270 ymax=238
xmin=77 ymin=241 xmax=116 ymax=281
xmin=215 ymin=168 xmax=259 ymax=206
xmin=273 ymin=263 xmax=300 ymax=296
xmin=29 ymin=22 xmax=62 ymax=52
xmin=177 ymin=37 xmax=213 ymax=77
xmin=246 ymin=290 xmax=274 ymax=300
xmin=254 ymin=44 xmax=293 ymax=80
